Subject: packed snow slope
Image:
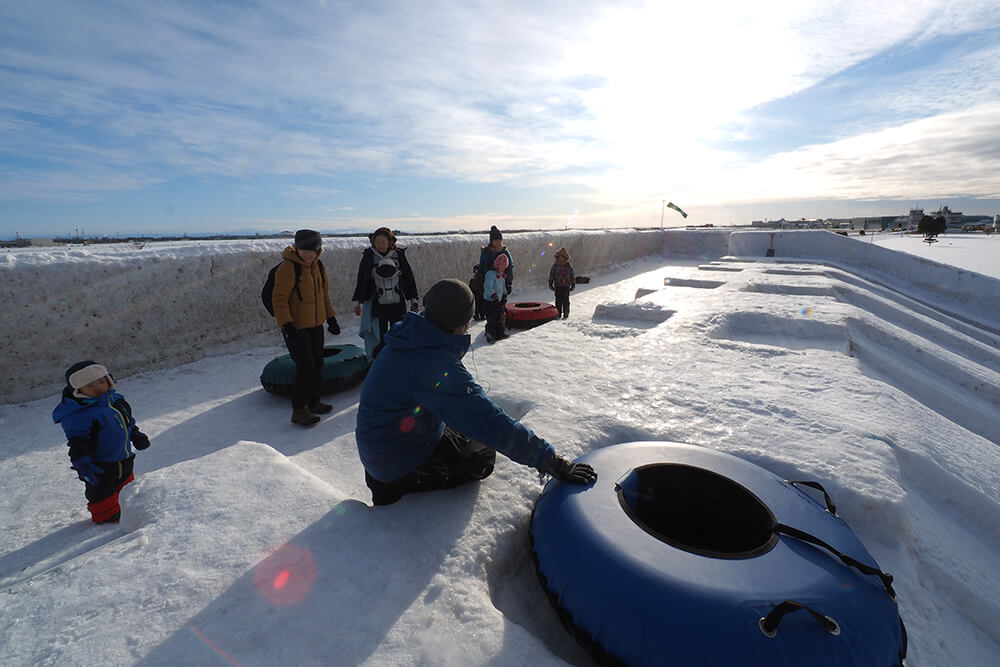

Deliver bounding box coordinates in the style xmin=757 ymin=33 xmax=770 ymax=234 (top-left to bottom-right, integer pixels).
xmin=1 ymin=230 xmax=999 ymax=666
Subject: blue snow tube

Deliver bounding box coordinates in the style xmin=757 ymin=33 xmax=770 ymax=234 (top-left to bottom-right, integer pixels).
xmin=260 ymin=344 xmax=369 ymax=397
xmin=530 ymin=442 xmax=906 ymax=667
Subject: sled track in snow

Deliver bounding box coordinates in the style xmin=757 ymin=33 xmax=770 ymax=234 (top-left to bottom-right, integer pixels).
xmin=718 ymin=261 xmax=1000 ymax=447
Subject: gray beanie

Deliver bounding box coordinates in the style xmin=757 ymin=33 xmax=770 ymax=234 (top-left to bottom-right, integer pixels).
xmin=423 ymin=279 xmax=475 ymax=331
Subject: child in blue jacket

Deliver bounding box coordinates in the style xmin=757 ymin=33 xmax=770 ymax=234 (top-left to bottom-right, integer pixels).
xmin=483 ymin=253 xmax=509 ymax=343
xmin=52 ymin=361 xmax=151 ymax=523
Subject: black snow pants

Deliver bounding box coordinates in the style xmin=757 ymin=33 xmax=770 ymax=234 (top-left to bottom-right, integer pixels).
xmin=364 ymin=427 xmax=497 ymax=506
xmin=284 ymin=325 xmax=325 ymax=409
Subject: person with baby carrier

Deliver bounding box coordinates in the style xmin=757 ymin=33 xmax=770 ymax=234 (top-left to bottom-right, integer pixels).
xmin=352 ymin=227 xmax=419 ymax=361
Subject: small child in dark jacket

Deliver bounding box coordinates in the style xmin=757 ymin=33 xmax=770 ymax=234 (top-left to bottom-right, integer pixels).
xmin=52 ymin=361 xmax=151 ymax=524
xmin=469 ymin=264 xmax=487 ymax=321
xmin=548 ymin=246 xmax=575 ymax=319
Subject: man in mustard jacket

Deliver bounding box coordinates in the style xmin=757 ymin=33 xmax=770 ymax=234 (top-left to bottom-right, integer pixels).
xmin=272 ymin=229 xmax=341 ymax=426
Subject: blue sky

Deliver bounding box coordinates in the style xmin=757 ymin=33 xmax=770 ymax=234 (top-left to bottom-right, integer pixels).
xmin=2 ymin=0 xmax=1000 ymax=238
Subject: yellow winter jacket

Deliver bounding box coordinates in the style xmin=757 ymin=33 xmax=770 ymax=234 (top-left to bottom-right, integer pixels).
xmin=272 ymin=246 xmax=336 ymax=329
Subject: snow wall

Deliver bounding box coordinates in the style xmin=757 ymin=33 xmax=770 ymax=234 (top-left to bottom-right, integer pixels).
xmin=2 ymin=229 xmax=662 ymax=403
xmin=5 ymin=227 xmax=997 ymax=403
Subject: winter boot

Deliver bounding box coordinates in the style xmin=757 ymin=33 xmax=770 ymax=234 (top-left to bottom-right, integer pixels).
xmin=291 ymin=407 xmax=320 ymax=426
xmin=308 ymin=401 xmax=333 ymax=414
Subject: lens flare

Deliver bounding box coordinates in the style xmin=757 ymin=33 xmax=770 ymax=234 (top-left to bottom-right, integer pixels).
xmin=800 ymin=307 xmax=813 ymax=316
xmin=252 ymin=544 xmax=316 ymax=607
xmin=400 ymin=415 xmax=415 ymax=432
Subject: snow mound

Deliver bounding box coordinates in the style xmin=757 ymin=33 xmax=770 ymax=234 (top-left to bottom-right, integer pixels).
xmin=592 ymin=301 xmax=675 ymax=325
xmin=2 ymin=441 xmax=349 ymax=666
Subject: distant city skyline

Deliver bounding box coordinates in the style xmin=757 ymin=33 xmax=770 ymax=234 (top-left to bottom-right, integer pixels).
xmin=2 ymin=2 xmax=1000 ymax=239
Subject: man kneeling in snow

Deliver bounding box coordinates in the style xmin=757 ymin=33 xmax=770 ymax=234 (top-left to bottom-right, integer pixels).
xmin=355 ymin=278 xmax=596 ymax=505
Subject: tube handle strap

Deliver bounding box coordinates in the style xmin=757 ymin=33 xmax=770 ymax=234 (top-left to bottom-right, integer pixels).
xmin=787 ymin=480 xmax=837 ymax=515
xmin=775 ymin=523 xmax=896 ymax=600
xmin=759 ymin=599 xmax=839 ymax=637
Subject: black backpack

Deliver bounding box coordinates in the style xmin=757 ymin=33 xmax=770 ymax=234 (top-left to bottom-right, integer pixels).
xmin=262 ymin=259 xmax=326 ymax=316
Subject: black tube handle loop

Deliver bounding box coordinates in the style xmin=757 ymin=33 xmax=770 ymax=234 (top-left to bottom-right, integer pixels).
xmin=759 ymin=600 xmax=840 ymax=638
xmin=776 ymin=523 xmax=897 ymax=600
xmin=788 ymin=480 xmax=838 ymax=516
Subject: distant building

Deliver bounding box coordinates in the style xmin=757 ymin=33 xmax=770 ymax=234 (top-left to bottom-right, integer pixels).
xmin=850 ymin=216 xmax=897 ymax=231
xmin=1 ymin=237 xmax=55 ymax=248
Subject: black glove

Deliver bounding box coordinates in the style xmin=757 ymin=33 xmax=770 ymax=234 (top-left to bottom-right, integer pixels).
xmin=539 ymin=453 xmax=597 ymax=485
xmin=131 ymin=430 xmax=151 ymax=450
xmin=327 ymin=316 xmax=341 ymax=335
xmin=282 ymin=322 xmax=296 ymax=339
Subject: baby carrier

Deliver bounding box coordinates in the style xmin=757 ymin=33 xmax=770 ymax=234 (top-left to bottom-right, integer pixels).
xmin=372 ymin=250 xmax=403 ymax=307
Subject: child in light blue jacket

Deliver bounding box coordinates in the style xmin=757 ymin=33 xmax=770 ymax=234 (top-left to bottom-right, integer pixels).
xmin=483 ymin=253 xmax=509 ymax=343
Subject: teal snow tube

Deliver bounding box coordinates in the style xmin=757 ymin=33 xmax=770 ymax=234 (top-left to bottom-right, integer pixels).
xmin=260 ymin=344 xmax=369 ymax=397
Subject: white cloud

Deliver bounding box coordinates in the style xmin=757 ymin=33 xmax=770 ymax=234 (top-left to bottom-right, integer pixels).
xmin=1 ymin=0 xmax=999 ymax=214
xmin=685 ymin=102 xmax=1000 ymax=204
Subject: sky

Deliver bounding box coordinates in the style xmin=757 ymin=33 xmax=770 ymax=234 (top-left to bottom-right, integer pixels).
xmin=2 ymin=0 xmax=1000 ymax=239
xmin=1 ymin=232 xmax=998 ymax=665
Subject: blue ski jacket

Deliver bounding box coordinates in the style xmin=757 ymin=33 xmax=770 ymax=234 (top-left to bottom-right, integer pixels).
xmin=356 ymin=312 xmax=554 ymax=482
xmin=483 ymin=269 xmax=508 ymax=302
xmin=52 ymin=388 xmax=137 ymax=463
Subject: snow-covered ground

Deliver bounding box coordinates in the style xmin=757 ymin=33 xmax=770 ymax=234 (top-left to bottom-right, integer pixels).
xmin=869 ymin=232 xmax=1000 ymax=280
xmin=2 ymin=232 xmax=999 ymax=666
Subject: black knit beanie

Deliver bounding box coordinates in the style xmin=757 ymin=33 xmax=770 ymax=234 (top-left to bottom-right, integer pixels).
xmin=294 ymin=229 xmax=322 ymax=251
xmin=423 ymin=279 xmax=475 ymax=332
xmin=489 ymin=225 xmax=502 ymax=242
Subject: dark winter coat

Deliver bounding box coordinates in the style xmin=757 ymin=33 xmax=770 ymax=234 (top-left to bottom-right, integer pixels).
xmin=478 ymin=246 xmax=513 ymax=290
xmin=272 ymin=246 xmax=336 ymax=329
xmin=548 ymin=262 xmax=575 ymax=290
xmin=351 ymin=246 xmax=418 ymax=306
xmin=355 ymin=312 xmax=555 ymax=482
xmin=52 ymin=388 xmax=139 ymax=463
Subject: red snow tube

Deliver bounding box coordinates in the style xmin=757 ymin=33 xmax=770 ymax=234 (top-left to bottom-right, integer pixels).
xmin=505 ymin=302 xmax=559 ymax=328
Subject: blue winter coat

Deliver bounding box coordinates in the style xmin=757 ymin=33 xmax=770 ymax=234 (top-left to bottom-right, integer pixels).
xmin=478 ymin=246 xmax=513 ymax=289
xmin=52 ymin=388 xmax=137 ymax=463
xmin=483 ymin=269 xmax=508 ymax=302
xmin=355 ymin=312 xmax=555 ymax=482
